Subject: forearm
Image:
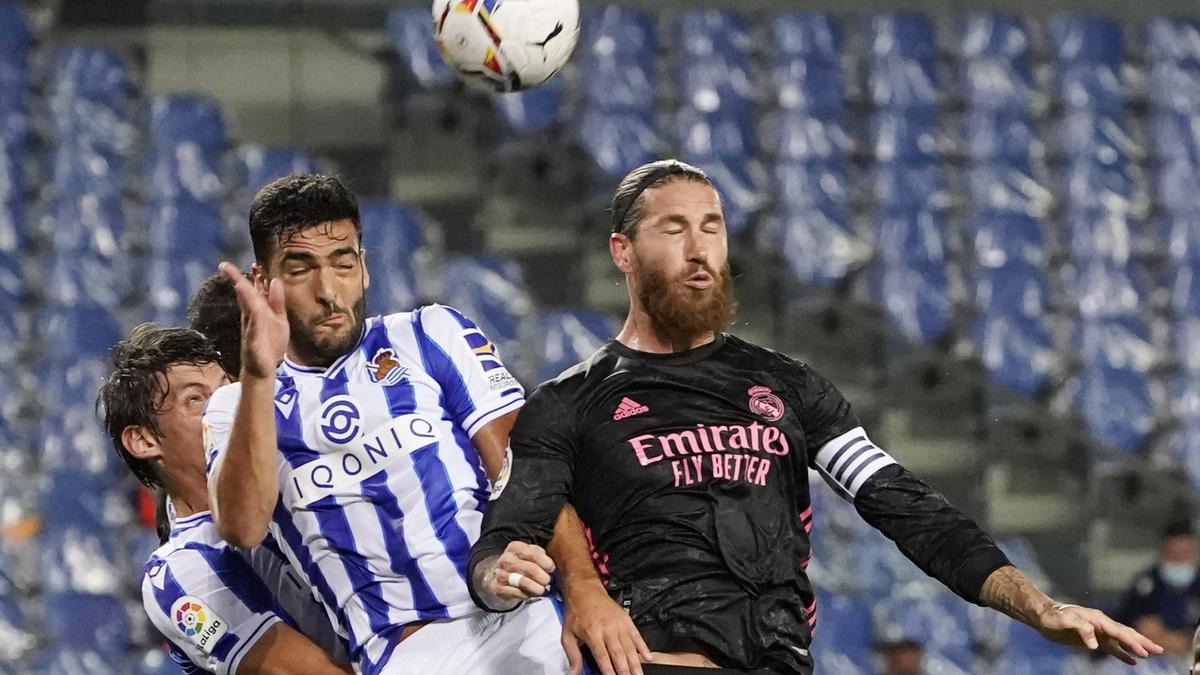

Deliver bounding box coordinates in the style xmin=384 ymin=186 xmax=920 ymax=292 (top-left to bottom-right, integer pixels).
xmin=213 ymin=375 xmax=279 ymax=548
xmin=979 ymin=565 xmax=1055 ymax=626
xmin=548 ymin=505 xmax=605 ymax=599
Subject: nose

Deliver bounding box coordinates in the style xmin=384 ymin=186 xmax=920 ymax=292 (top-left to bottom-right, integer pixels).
xmin=314 ymin=264 xmax=339 ymax=303
xmin=684 ymin=230 xmax=708 ymax=266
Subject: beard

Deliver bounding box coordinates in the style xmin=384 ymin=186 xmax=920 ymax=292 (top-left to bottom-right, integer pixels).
xmin=635 ymin=256 xmax=736 ymax=350
xmin=287 ymin=293 xmax=367 ymax=367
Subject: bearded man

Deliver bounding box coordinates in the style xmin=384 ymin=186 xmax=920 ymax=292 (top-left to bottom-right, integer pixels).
xmin=467 ymin=160 xmax=1161 ymax=674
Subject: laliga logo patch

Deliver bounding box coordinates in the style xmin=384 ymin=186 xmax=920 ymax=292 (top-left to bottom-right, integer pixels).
xmin=748 ymin=385 xmax=785 ymax=422
xmin=489 ymin=446 xmax=513 ymax=501
xmin=367 ymin=348 xmax=408 ymax=386
xmin=320 ymin=395 xmax=362 ymax=445
xmin=171 ymin=596 xmax=227 ymax=654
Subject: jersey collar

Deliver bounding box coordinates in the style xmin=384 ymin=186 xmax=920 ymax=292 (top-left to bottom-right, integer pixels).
xmin=606 ymin=332 xmax=727 ymax=365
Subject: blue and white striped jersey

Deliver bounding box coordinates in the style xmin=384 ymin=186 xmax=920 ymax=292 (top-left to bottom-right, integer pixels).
xmin=203 ymin=305 xmax=524 ymax=670
xmin=142 ymin=512 xmax=290 ymax=675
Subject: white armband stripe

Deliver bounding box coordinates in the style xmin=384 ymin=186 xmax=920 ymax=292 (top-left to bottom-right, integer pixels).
xmin=813 ymin=426 xmax=896 ymax=499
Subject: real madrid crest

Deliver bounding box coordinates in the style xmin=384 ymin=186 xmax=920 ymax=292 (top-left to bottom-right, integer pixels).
xmin=748 ymin=385 xmax=785 ymax=422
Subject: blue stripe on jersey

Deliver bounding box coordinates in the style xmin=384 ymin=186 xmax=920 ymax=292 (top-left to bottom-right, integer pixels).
xmin=450 ymin=423 xmax=488 ymax=513
xmin=413 ymin=308 xmax=478 ymax=423
xmin=440 ymin=305 xmax=476 ymax=330
xmin=180 ymin=542 xmax=281 ymax=618
xmin=277 ymin=375 xmax=320 ymax=467
xmin=224 ymin=615 xmax=276 ymax=671
xmin=272 ymin=501 xmax=347 ymax=639
xmin=315 ymin=368 xmax=394 ymax=656
xmin=170 ymin=645 xmax=204 ymax=674
xmin=410 ymin=446 xmax=473 ymax=584
xmin=359 ymin=322 xmax=450 ymax=621
xmin=210 ymin=632 xmax=237 ymax=663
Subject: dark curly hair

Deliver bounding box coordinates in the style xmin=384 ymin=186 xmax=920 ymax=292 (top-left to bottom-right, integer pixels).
xmin=248 ymin=173 xmax=361 ymax=266
xmin=96 ymin=324 xmax=221 ymax=489
xmin=188 ymin=272 xmax=243 ymax=377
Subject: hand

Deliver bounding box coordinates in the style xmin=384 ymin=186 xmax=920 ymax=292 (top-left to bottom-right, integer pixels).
xmin=561 ymin=581 xmax=651 ymax=675
xmin=1033 ymin=602 xmax=1164 ymax=665
xmin=220 ymin=262 xmax=288 ymax=379
xmin=480 ymin=542 xmax=555 ymax=606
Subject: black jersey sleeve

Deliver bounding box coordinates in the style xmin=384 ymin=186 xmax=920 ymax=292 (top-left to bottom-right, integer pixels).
xmin=468 ymin=383 xmax=576 ymax=608
xmin=853 ymin=464 xmax=1012 ymax=605
xmin=791 ymin=363 xmax=860 ymax=464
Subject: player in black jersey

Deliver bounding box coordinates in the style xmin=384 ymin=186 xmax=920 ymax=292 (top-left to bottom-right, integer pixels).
xmin=468 ymin=160 xmax=1163 ymax=674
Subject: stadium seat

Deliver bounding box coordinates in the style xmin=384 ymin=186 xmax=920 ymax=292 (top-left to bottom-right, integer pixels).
xmin=532 ymin=309 xmax=618 ymax=382
xmin=579 ymin=7 xmax=655 ymax=111
xmin=871 ymin=262 xmax=952 ymax=344
xmin=1065 ymin=207 xmax=1135 ymax=265
xmin=873 ymin=208 xmax=947 ymax=266
xmin=1075 ymin=363 xmax=1155 ymax=452
xmin=686 ymin=156 xmax=763 ymax=235
xmin=1149 ymin=111 xmax=1200 ymax=165
xmin=144 ymin=201 xmax=224 ymax=257
xmin=770 ymin=160 xmax=848 ymax=219
xmin=1054 ymin=62 xmax=1125 ymax=113
xmin=673 ymin=9 xmax=750 ymax=59
xmin=959 ymin=51 xmax=1033 ymax=111
xmin=1054 ymin=112 xmax=1137 ymax=165
xmin=966 ymin=164 xmax=1052 ymax=217
xmin=31 ymin=648 xmax=128 ymax=675
xmin=869 ymin=108 xmax=940 ymax=163
xmin=38 ymin=407 xmax=121 ymax=478
xmin=42 ymin=355 xmax=111 ymax=411
xmin=0 ymin=594 xmax=34 ymax=664
xmin=144 ymin=146 xmax=224 ymax=211
xmin=575 ymin=110 xmax=661 ymax=178
xmin=974 ymin=313 xmax=1056 ymax=397
xmin=958 ymin=12 xmax=1029 ymax=61
xmin=0 ymin=2 xmax=32 ymax=63
xmin=968 ymin=211 xmax=1046 ymax=267
xmin=1171 ymin=317 xmax=1200 ymax=372
xmin=873 ymin=593 xmax=974 ymax=671
xmin=360 ymin=199 xmax=424 ymax=314
xmin=678 ymin=57 xmax=754 ymax=117
xmin=47 ymin=143 xmax=126 ymax=201
xmin=39 ymin=304 xmax=123 ymax=357
xmin=234 ymin=145 xmax=322 ymax=193
xmin=761 ymin=110 xmax=851 ymax=161
xmin=0 ymin=199 xmax=23 ymax=256
xmin=442 ymin=255 xmax=532 ymax=362
xmin=1146 ymin=60 xmax=1200 ymax=114
xmin=675 ymin=109 xmax=755 ymax=162
xmin=809 ymin=591 xmax=872 ymax=671
xmin=865 ymin=12 xmax=937 ymax=59
xmin=962 ymin=109 xmax=1037 ymax=164
xmin=146 ymin=94 xmax=226 ymax=153
xmin=768 ymin=57 xmax=843 ymax=112
xmin=492 ymin=78 xmax=563 ymax=135
xmin=975 ymin=260 xmax=1050 ymax=319
xmin=1156 ymin=161 xmax=1200 ymax=215
xmin=37 ymin=527 xmax=123 ymax=594
xmin=1059 ymin=162 xmax=1135 ymax=214
xmin=1047 ymin=15 xmax=1123 ymax=67
xmin=1145 ymin=16 xmax=1200 ymax=64
xmin=43 ymin=254 xmax=128 ymax=311
xmin=144 ymin=256 xmax=217 ymax=326
xmin=47 ymin=98 xmax=137 ymax=160
xmin=1169 ymin=261 xmax=1200 ymax=316
xmin=766 ymin=209 xmax=871 ymax=288
xmin=39 ymin=469 xmax=128 ymax=531
xmin=44 ymin=592 xmax=130 ymax=656
xmin=1073 ymin=317 xmax=1155 ymax=373
xmin=385 ymin=7 xmax=458 ymax=89
xmin=41 ymin=194 xmax=125 ymax=257
xmin=581 ymin=7 xmax=655 ymax=64
xmin=135 ymin=648 xmax=185 ymax=675
xmin=767 ymin=12 xmax=843 ymax=62
xmin=48 ymin=46 xmax=134 ymax=109
xmin=1064 ymin=259 xmax=1144 ymax=319
xmin=870 ymin=162 xmax=944 ymax=211
xmin=864 ymin=14 xmax=940 ymax=109
xmin=997 ymin=620 xmax=1078 ymax=675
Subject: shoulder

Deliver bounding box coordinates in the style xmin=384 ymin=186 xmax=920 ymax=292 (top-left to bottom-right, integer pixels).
xmin=204 ymin=381 xmax=244 ymax=416
xmin=722 ymin=334 xmax=814 ymax=379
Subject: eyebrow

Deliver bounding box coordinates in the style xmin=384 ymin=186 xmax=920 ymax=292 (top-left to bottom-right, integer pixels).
xmin=656 ymin=213 xmax=725 ymax=226
xmin=280 ymin=246 xmax=359 ymax=264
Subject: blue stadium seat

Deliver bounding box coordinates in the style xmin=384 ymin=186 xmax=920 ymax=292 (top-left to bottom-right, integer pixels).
xmin=975 ymin=260 xmax=1050 ymax=318
xmin=1076 ymin=363 xmax=1155 ymax=452
xmin=38 ymin=411 xmax=121 ymax=479
xmin=966 ymin=164 xmax=1051 ymax=216
xmin=235 ymin=145 xmax=321 ymax=193
xmin=360 ymin=199 xmax=424 ymax=314
xmin=678 ymin=57 xmax=754 ymax=116
xmin=771 ymin=160 xmax=848 ymax=219
xmin=1156 ymin=161 xmax=1200 ymax=215
xmin=42 ymin=355 xmax=111 ymax=411
xmin=48 ymin=46 xmax=134 ymax=109
xmin=865 ymin=14 xmax=940 ymax=108
xmin=1171 ymin=317 xmax=1200 ymax=372
xmin=682 ymin=156 xmax=762 ymax=236
xmin=1055 ymin=62 xmax=1125 ymax=113
xmin=675 ymin=109 xmax=754 ymax=162
xmin=0 ymin=2 xmax=32 ymax=63
xmin=1073 ymin=317 xmax=1155 ymax=373
xmin=959 ymin=55 xmax=1033 ymax=111
xmin=32 ymin=648 xmax=128 ymax=675
xmin=575 ymin=110 xmax=660 ymax=178
xmin=1149 ymin=111 xmax=1200 ymax=165
xmin=871 ymin=262 xmax=952 ymax=344
xmin=144 ymin=256 xmax=217 ymax=325
xmin=767 ymin=209 xmax=870 ymax=288
xmin=672 ymin=9 xmax=749 ymax=59
xmin=1065 ymin=207 xmax=1135 ymax=264
xmin=973 ymin=313 xmax=1055 ymax=398
xmin=581 ymin=7 xmax=655 ymax=63
xmin=809 ymin=591 xmax=872 ymax=672
xmin=144 ymin=147 xmax=223 ymax=211
xmin=768 ymin=57 xmax=843 ymax=112
xmin=579 ymin=57 xmax=656 ymax=113
xmin=532 ymin=309 xmax=618 ymax=382
xmin=48 ymin=98 xmax=137 ymax=159
xmin=37 ymin=527 xmax=123 ymax=594
xmin=963 ymin=109 xmax=1037 ymax=163
xmin=761 ymin=110 xmax=852 ymax=161
xmin=1047 ymin=15 xmax=1123 ymax=67
xmin=144 ymin=201 xmax=224 ymax=257
xmin=873 ymin=208 xmax=947 ymax=266
xmin=579 ymin=8 xmax=655 ymax=111
xmin=1065 ymin=259 xmax=1144 ymax=319
xmin=385 ymin=7 xmax=457 ymax=89
xmin=1055 ymin=112 xmax=1136 ymax=165
xmin=135 ymin=648 xmax=185 ymax=675
xmin=874 ymin=593 xmax=974 ymax=671
xmin=442 ymin=255 xmax=531 ymax=362
xmin=998 ymin=620 xmax=1076 ymax=675
xmin=869 ymin=108 xmax=940 ymax=162
xmin=47 ymin=143 xmax=126 ymax=201
xmin=1146 ymin=60 xmax=1200 ymax=114
xmin=958 ymin=12 xmax=1029 ymax=61
xmin=968 ymin=211 xmax=1046 ymax=267
xmin=43 ymin=592 xmax=130 ymax=656
xmin=40 ymin=304 xmax=123 ymax=357
xmin=870 ymin=162 xmax=944 ymax=211
xmin=146 ymin=94 xmax=226 ymax=153
xmin=1145 ymin=17 xmax=1200 ymax=64
xmin=492 ymin=78 xmax=563 ymax=135
xmin=768 ymin=12 xmax=842 ymax=62
xmin=1170 ymin=261 xmax=1200 ymax=316
xmin=0 ymin=594 xmax=33 ymax=664
xmin=0 ymin=199 xmax=23 ymax=255
xmin=1059 ymin=162 xmax=1134 ymax=212
xmin=39 ymin=470 xmax=124 ymax=531
xmin=0 ymin=150 xmax=24 ymax=207
xmin=42 ymin=194 xmax=125 ymax=256
xmin=44 ymin=256 xmax=128 ymax=311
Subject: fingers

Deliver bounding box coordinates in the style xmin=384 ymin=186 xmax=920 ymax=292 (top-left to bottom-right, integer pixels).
xmin=628 ymin=620 xmax=652 ymax=661
xmin=615 ymin=630 xmax=644 ymax=675
xmin=1074 ymin=620 xmax=1099 ymax=650
xmin=497 ymin=557 xmax=553 ymax=590
xmin=587 ymin=630 xmax=615 ymax=675
xmin=1097 ymin=635 xmax=1137 ymax=666
xmin=507 ymin=541 xmax=556 ymax=575
xmin=267 ymin=277 xmax=286 ymax=316
xmin=1092 ymin=613 xmax=1163 ymax=658
xmin=562 ymin=632 xmax=583 ymax=675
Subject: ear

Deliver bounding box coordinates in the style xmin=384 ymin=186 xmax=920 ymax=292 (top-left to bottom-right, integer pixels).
xmin=610 ymin=233 xmax=634 ymax=275
xmin=359 ymin=248 xmax=370 ymax=291
xmin=250 ymin=262 xmax=267 ymax=293
xmin=121 ymin=425 xmax=164 ymax=462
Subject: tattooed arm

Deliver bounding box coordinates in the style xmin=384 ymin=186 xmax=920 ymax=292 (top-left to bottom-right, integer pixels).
xmin=980 ymin=565 xmax=1164 ymax=665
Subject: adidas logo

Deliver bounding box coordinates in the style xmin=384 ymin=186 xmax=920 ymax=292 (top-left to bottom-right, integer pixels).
xmin=613 ymin=397 xmax=650 ymax=420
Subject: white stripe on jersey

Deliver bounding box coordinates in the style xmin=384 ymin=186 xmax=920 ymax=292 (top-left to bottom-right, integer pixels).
xmin=812 ymin=426 xmax=897 ymax=499
xmin=204 ymin=305 xmax=524 ymax=668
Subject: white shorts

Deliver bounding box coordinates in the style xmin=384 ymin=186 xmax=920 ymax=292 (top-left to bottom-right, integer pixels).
xmin=374 ymin=597 xmax=570 ymax=675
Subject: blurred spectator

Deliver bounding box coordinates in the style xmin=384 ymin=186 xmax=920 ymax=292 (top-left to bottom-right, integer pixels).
xmin=1117 ymin=521 xmax=1200 ymax=657
xmin=878 ymin=638 xmax=925 ymax=675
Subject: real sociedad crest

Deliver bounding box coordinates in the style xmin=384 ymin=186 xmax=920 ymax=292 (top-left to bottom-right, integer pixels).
xmin=366 ymin=348 xmax=408 ymax=386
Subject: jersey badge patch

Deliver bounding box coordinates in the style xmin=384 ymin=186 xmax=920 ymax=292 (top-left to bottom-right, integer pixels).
xmin=748 ymin=385 xmax=785 ymax=422
xmin=367 ymin=347 xmax=409 ymax=386
xmin=171 ymin=596 xmax=228 ymax=654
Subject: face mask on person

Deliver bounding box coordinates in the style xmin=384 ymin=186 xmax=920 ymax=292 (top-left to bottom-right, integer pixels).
xmin=1161 ymin=562 xmax=1197 ymax=588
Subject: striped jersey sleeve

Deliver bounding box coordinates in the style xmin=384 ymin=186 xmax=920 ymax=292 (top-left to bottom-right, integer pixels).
xmin=201 ymin=382 xmax=243 ymax=481
xmin=408 ymin=304 xmax=525 ymax=437
xmin=141 ymin=526 xmax=282 ymax=675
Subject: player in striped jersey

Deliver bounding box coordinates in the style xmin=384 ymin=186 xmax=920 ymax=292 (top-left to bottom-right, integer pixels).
xmin=204 ymin=175 xmax=573 ymax=674
xmin=99 ymin=325 xmax=349 ymax=674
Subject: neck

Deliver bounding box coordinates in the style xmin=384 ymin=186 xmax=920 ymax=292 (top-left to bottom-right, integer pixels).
xmin=285 ymin=346 xmax=335 ymax=369
xmin=616 ymin=301 xmax=715 ymax=354
xmin=161 ymin=470 xmax=209 ymax=519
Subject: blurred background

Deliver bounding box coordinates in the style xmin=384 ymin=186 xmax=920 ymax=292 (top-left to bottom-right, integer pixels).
xmin=5 ymin=0 xmax=1200 ymax=673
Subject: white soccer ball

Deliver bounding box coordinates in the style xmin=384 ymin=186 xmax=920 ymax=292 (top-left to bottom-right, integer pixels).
xmin=432 ymin=0 xmax=580 ymax=93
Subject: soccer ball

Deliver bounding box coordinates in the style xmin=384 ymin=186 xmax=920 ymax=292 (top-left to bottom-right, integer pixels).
xmin=432 ymin=0 xmax=579 ymax=93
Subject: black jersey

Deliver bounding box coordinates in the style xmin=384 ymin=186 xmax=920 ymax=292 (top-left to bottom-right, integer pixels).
xmin=469 ymin=334 xmax=1010 ymax=673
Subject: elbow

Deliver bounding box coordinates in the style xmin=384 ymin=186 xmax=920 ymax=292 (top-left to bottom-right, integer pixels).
xmin=216 ymin=515 xmax=268 ymax=549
